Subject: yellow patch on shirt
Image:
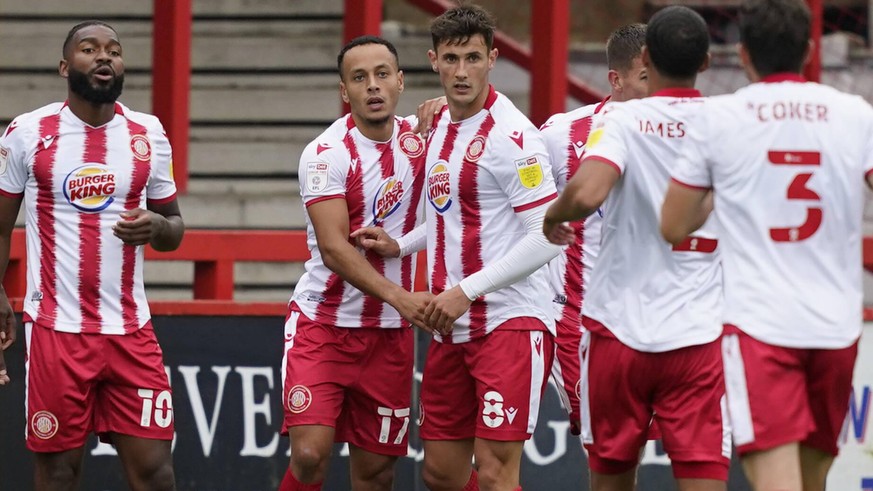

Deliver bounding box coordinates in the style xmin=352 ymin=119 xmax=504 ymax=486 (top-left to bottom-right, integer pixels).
xmin=515 ymin=156 xmax=544 ymax=189
xmin=586 ymin=127 xmax=604 ymax=149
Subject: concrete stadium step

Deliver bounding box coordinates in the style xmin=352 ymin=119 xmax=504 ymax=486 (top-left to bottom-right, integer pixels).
xmin=189 ymin=126 xmax=320 ymax=177
xmin=144 ymin=260 xmax=302 ymax=301
xmin=178 ymin=178 xmax=303 ymax=228
xmin=0 ymin=19 xmax=344 ymax=71
xmin=0 ymin=0 xmax=342 ymax=16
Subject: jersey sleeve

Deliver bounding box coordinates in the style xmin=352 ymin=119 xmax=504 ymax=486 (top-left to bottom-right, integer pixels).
xmin=145 ymin=122 xmax=178 ymax=203
xmin=580 ymin=108 xmax=629 ymax=175
xmin=672 ymin=109 xmax=714 ymax=190
xmin=0 ymin=117 xmax=31 ymax=198
xmin=861 ymin=99 xmax=873 ymax=179
xmin=540 ymin=121 xmax=569 ymax=191
xmin=488 ymin=127 xmax=558 ymax=213
xmin=299 ymin=142 xmax=350 ymax=207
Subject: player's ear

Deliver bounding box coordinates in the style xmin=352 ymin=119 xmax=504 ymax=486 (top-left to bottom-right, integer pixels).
xmin=698 ymin=52 xmax=711 ymax=73
xmin=59 ymin=59 xmax=69 ymax=78
xmin=427 ymin=49 xmax=438 ymax=71
xmin=488 ymin=48 xmax=498 ymax=69
xmin=398 ymin=70 xmax=405 ymax=93
xmin=608 ymin=69 xmax=621 ymax=92
xmin=640 ymin=45 xmax=652 ymax=69
xmin=340 ymin=81 xmax=350 ymax=104
xmin=803 ymin=39 xmax=814 ymax=68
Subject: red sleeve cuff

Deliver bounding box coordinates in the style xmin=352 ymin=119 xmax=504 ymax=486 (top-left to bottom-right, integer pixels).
xmin=513 ymin=192 xmax=558 ymax=213
xmin=304 ymin=194 xmax=345 ymax=207
xmin=0 ymin=188 xmax=23 ymax=199
xmin=583 ymin=155 xmax=622 ymax=176
xmin=865 ymin=167 xmax=873 ymax=179
xmin=147 ymin=192 xmax=177 ymax=205
xmin=670 ymin=177 xmax=711 ymax=191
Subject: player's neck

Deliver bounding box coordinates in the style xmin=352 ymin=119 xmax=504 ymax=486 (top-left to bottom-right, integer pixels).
xmin=66 ymin=94 xmax=117 ymax=127
xmin=352 ymin=114 xmax=395 ymax=142
xmin=647 ymin=72 xmax=697 ymax=96
xmin=447 ymin=87 xmax=489 ymax=122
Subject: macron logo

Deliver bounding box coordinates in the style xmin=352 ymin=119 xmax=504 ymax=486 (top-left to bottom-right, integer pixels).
xmin=505 ymin=407 xmax=518 ymax=424
xmin=509 ymin=130 xmax=524 ymax=149
xmin=316 ymin=142 xmax=332 ymax=155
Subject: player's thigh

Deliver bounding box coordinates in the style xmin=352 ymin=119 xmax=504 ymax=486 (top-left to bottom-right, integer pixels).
xmin=583 ymin=332 xmax=651 ymax=470
xmin=419 ymin=340 xmax=477 ymax=441
xmin=803 ymin=342 xmax=858 ymax=455
xmin=348 ymin=444 xmax=398 ymax=490
xmin=282 ymin=311 xmax=356 ymax=431
xmin=25 ymin=322 xmax=100 ymax=453
xmin=653 ymin=339 xmax=730 ymax=481
xmin=473 ymin=438 xmax=524 ymax=487
xmin=470 ymin=330 xmax=553 ymax=442
xmin=113 ymin=433 xmax=174 ymax=486
xmin=339 ymin=328 xmax=414 ymax=457
xmin=97 ymin=324 xmax=174 ymax=443
xmin=421 ymin=439 xmax=475 ymax=490
xmin=722 ymin=330 xmax=812 ymax=456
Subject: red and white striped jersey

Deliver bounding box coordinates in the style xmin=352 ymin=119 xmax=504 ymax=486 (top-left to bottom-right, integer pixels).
xmin=673 ymin=74 xmax=873 ymax=349
xmin=426 ymin=86 xmax=558 ymax=343
xmin=540 ymin=97 xmax=609 ymax=327
xmin=0 ymin=102 xmax=177 ymax=335
xmin=580 ymin=89 xmax=723 ymax=353
xmin=292 ymin=115 xmax=426 ymax=328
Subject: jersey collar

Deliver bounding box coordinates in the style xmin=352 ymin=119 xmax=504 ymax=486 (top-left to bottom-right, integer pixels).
xmin=484 ymin=84 xmax=498 ymax=110
xmin=759 ymin=73 xmax=807 ymax=84
xmin=594 ymin=95 xmax=611 ymax=114
xmin=60 ymin=100 xmax=125 ymax=116
xmin=650 ymin=88 xmax=702 ymax=98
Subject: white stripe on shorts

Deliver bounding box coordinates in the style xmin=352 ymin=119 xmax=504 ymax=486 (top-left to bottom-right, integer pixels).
xmin=527 ymin=332 xmax=547 ymax=434
xmin=24 ymin=322 xmax=33 ymax=440
xmin=578 ymin=330 xmax=593 ymax=445
xmin=722 ymin=334 xmax=755 ymax=446
xmin=281 ymin=311 xmax=300 ymax=392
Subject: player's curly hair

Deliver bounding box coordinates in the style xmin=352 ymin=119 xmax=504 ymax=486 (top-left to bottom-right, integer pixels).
xmin=336 ymin=35 xmax=400 ymax=79
xmin=646 ymin=6 xmax=710 ymax=79
xmin=63 ymin=20 xmax=118 ymax=58
xmin=739 ymin=0 xmax=810 ymax=77
xmin=430 ymin=4 xmax=496 ymax=51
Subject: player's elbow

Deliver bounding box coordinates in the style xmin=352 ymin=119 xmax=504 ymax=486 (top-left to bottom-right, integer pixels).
xmin=660 ymin=220 xmax=687 ymax=247
xmin=571 ymin=189 xmax=605 ymax=218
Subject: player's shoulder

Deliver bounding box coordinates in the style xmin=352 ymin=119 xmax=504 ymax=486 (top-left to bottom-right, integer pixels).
xmin=301 ymin=116 xmax=353 ymax=163
xmin=2 ymin=102 xmax=64 ymax=144
xmin=488 ymin=91 xmax=544 ymax=151
xmin=117 ymin=103 xmax=166 ymax=133
xmin=540 ymin=103 xmax=598 ymax=134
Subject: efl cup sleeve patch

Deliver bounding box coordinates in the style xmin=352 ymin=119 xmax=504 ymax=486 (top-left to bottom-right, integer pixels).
xmin=306 ymin=161 xmax=330 ymax=193
xmin=515 ymin=156 xmax=544 ymax=189
xmin=0 ymin=146 xmax=8 ymax=176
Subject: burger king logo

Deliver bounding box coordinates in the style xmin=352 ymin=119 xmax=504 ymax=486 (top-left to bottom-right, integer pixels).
xmin=399 ymin=132 xmax=424 ymax=159
xmin=373 ymin=177 xmax=404 ymax=224
xmin=427 ymin=162 xmax=452 ymax=214
xmin=287 ymin=385 xmax=312 ymax=414
xmin=63 ymin=164 xmax=116 ymax=213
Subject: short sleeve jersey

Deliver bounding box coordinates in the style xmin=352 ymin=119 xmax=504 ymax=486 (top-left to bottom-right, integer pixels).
xmin=581 ymin=89 xmax=723 ymax=353
xmin=540 ymin=97 xmax=609 ymax=326
xmin=672 ymin=74 xmax=873 ymax=349
xmin=425 ymin=86 xmax=559 ymax=343
xmin=0 ymin=102 xmax=177 ymax=335
xmin=291 ymin=115 xmax=426 ymax=328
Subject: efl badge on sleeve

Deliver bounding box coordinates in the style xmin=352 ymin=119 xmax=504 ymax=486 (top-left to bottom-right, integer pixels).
xmin=515 ymin=156 xmax=544 ymax=189
xmin=586 ymin=127 xmax=604 ymax=149
xmin=0 ymin=146 xmax=9 ymax=176
xmin=130 ymin=134 xmax=152 ymax=161
xmin=306 ymin=161 xmax=330 ymax=193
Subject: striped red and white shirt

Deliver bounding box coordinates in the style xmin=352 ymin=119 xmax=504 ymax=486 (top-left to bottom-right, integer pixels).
xmin=0 ymin=102 xmax=177 ymax=335
xmin=292 ymin=115 xmax=425 ymax=328
xmin=540 ymin=98 xmax=609 ymax=328
xmin=426 ymin=86 xmax=558 ymax=343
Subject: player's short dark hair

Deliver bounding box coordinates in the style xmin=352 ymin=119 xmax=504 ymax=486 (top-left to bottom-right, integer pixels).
xmin=607 ymin=23 xmax=647 ymax=72
xmin=336 ymin=35 xmax=400 ymax=78
xmin=63 ymin=20 xmax=117 ymax=57
xmin=646 ymin=6 xmax=710 ymax=79
xmin=739 ymin=0 xmax=810 ymax=76
xmin=430 ymin=4 xmax=496 ymax=51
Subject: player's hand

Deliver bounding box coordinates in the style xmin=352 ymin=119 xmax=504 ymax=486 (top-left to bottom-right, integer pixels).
xmin=414 ymin=96 xmax=447 ymax=137
xmin=0 ymin=290 xmax=17 ymax=386
xmin=423 ymin=286 xmax=472 ymax=336
xmin=543 ymin=216 xmax=575 ymax=246
xmin=350 ymin=227 xmax=401 ymax=258
xmin=393 ymin=291 xmax=436 ymax=334
xmin=113 ymin=208 xmax=167 ymax=246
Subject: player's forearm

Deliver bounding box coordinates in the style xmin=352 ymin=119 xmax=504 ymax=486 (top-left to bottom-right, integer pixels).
xmin=396 ymin=223 xmax=426 ymax=257
xmin=150 ymin=214 xmax=185 ymax=251
xmin=321 ymin=241 xmax=410 ymax=306
xmin=459 ymin=203 xmax=563 ymax=299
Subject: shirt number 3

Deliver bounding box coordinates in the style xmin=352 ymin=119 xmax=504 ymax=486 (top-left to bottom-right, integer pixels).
xmin=767 ymin=150 xmax=822 ymax=242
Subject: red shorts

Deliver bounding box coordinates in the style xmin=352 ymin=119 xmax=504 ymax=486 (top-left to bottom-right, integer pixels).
xmin=419 ymin=321 xmax=555 ymax=442
xmin=551 ymin=318 xmax=583 ymax=435
xmin=582 ymin=330 xmax=730 ymax=480
xmin=722 ymin=326 xmax=858 ymax=456
xmin=25 ymin=322 xmax=174 ymax=453
xmin=281 ymin=309 xmax=414 ymax=457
